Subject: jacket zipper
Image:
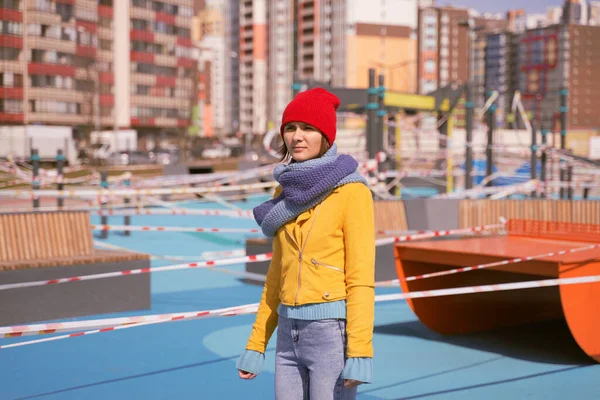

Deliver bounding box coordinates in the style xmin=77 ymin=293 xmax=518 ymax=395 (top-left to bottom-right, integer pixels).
xmin=310 ymin=258 xmax=344 ymax=273
xmin=284 ymin=203 xmax=323 ymax=306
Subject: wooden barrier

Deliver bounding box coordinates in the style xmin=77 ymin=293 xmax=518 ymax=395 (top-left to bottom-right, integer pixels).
xmin=0 ymin=211 xmax=93 ymax=263
xmin=374 ymin=200 xmax=408 ymax=236
xmin=0 ymin=211 xmax=148 ymax=270
xmin=394 ymin=219 xmax=600 ymax=363
xmin=459 ymin=199 xmax=600 ymax=228
xmin=0 ymin=210 xmax=151 ymax=324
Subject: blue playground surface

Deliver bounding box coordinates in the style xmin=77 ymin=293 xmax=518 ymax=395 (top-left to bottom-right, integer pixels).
xmin=1 ymin=196 xmax=599 ymax=399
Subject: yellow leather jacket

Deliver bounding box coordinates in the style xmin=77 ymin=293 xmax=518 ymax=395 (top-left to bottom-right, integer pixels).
xmin=245 ymin=182 xmax=375 ymax=358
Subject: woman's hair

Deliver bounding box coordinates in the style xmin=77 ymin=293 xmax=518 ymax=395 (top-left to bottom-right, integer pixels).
xmin=277 ymin=134 xmax=330 ymax=163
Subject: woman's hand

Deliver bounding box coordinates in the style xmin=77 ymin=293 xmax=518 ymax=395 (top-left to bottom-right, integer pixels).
xmin=344 ymin=379 xmax=361 ymax=389
xmin=238 ymin=370 xmax=257 ymax=380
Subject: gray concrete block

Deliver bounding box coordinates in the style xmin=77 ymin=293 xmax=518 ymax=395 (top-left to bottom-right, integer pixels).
xmin=0 ymin=259 xmax=151 ymax=326
xmin=404 ymin=199 xmax=460 ymax=231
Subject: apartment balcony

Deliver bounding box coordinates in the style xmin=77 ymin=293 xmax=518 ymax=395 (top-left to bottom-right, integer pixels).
xmin=154 ymin=54 xmax=178 ymax=68
xmin=26 ymin=9 xmax=61 ymax=26
xmin=131 ymin=73 xmax=158 ymax=86
xmin=241 ymin=41 xmax=253 ymax=52
xmin=175 ymin=15 xmax=192 ymax=29
xmin=153 ymin=32 xmax=177 ymax=46
xmin=1 ymin=61 xmax=22 ymax=74
xmin=29 ymin=88 xmax=88 ymax=103
xmin=29 ymin=113 xmax=89 ymax=125
xmin=299 ymin=20 xmax=314 ymax=32
xmin=153 ymin=117 xmax=179 ymax=128
xmin=75 ymin=68 xmax=95 ymax=80
xmin=26 ymin=37 xmax=76 ymax=54
xmin=97 ymin=49 xmax=112 ymax=61
xmin=98 ymin=27 xmax=112 ymax=40
xmin=130 ymin=6 xmax=154 ymax=20
xmin=300 ymin=7 xmax=315 ymax=17
xmin=132 ymin=95 xmax=189 ymax=109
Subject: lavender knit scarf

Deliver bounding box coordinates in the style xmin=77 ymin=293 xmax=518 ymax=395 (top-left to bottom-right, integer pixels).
xmin=253 ymin=144 xmax=367 ymax=237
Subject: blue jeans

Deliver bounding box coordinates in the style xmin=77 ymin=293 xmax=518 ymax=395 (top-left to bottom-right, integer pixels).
xmin=275 ymin=315 xmax=357 ymax=400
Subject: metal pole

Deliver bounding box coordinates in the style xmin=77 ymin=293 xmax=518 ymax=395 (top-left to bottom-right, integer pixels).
xmin=56 ymin=149 xmax=65 ymax=208
xmin=386 ymin=114 xmax=396 ymax=196
xmin=560 ymin=86 xmax=568 ymax=151
xmin=567 ymin=164 xmax=573 ymax=200
xmin=100 ymin=171 xmax=109 ymax=239
xmin=446 ymin=113 xmax=454 ymax=194
xmin=540 ymin=127 xmax=547 ymax=198
xmin=485 ymin=92 xmax=496 ymax=187
xmin=291 ymin=71 xmax=301 ymax=98
xmin=377 ymin=73 xmax=386 ymax=173
xmin=366 ymin=68 xmax=378 ymax=160
xmin=559 ymin=86 xmax=568 ymax=194
xmin=31 ymin=148 xmax=41 ymax=209
xmin=124 ymin=172 xmax=131 ymax=236
xmin=559 ymin=167 xmax=565 ymax=199
xmin=394 ymin=112 xmax=402 ymax=197
xmin=530 ymin=120 xmax=537 ymax=198
xmin=465 ymin=81 xmax=474 ymax=189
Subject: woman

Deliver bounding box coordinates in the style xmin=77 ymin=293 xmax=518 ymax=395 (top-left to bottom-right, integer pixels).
xmin=236 ymin=88 xmax=375 ymax=399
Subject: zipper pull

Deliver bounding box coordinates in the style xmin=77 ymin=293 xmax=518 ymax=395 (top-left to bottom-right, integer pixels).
xmin=311 ymin=258 xmax=318 ymax=269
xmin=298 ymin=251 xmax=302 ymax=262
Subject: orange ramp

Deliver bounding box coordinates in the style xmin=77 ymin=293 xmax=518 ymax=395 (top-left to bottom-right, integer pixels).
xmin=394 ymin=220 xmax=600 ymax=363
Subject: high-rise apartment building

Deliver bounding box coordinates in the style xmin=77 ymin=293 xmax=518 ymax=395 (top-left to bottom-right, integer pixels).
xmin=0 ymin=0 xmax=100 ymax=127
xmin=239 ymin=0 xmax=267 ymax=137
xmin=295 ymin=0 xmax=347 ymax=87
xmin=417 ymin=6 xmax=507 ymax=95
xmin=192 ymin=0 xmax=239 ymax=137
xmin=267 ymin=0 xmax=293 ymax=132
xmin=0 ymin=0 xmax=195 ymax=148
xmin=486 ymin=24 xmax=600 ymax=131
xmin=345 ymin=0 xmax=419 ymax=93
xmin=417 ymin=6 xmax=507 ymax=127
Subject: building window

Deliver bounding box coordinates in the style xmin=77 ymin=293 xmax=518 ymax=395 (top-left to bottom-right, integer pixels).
xmin=0 ymin=47 xmax=20 ymax=61
xmin=1 ymin=21 xmax=22 ymax=36
xmin=33 ymin=0 xmax=54 ymax=12
xmin=56 ymin=3 xmax=74 ymax=22
xmin=0 ymin=0 xmax=21 ymax=10
xmin=0 ymin=99 xmax=23 ymax=114
xmin=424 ymin=59 xmax=436 ymax=73
xmin=0 ymin=72 xmax=21 ymax=87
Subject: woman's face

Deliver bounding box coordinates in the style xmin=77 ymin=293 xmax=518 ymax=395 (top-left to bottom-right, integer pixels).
xmin=282 ymin=122 xmax=324 ymax=162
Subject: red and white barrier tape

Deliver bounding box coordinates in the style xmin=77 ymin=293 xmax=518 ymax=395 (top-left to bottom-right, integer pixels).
xmin=374 ymin=223 xmax=505 ymax=247
xmin=375 ymin=243 xmax=600 ymax=286
xmin=0 ymin=181 xmax=278 ymax=198
xmin=90 ymin=225 xmax=260 ymax=234
xmin=0 ymin=253 xmax=272 ymax=292
xmin=93 ymin=208 xmax=253 ymax=218
xmin=3 ymin=273 xmax=600 ymax=345
xmin=0 ymin=223 xmax=503 ymax=292
xmin=93 ymin=241 xmax=247 ymax=261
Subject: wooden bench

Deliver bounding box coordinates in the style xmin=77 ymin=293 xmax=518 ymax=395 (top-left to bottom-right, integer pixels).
xmin=0 ymin=211 xmax=150 ymax=325
xmin=394 ymin=219 xmax=600 ymax=363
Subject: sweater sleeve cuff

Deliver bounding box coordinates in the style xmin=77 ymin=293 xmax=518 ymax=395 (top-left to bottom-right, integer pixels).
xmin=236 ymin=350 xmax=265 ymax=375
xmin=342 ymin=357 xmax=373 ymax=383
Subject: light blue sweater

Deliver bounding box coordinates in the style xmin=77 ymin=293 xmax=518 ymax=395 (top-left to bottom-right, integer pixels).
xmin=236 ymin=300 xmax=373 ymax=384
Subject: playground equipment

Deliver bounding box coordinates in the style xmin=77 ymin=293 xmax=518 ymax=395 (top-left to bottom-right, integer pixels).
xmin=394 ymin=219 xmax=600 ymax=362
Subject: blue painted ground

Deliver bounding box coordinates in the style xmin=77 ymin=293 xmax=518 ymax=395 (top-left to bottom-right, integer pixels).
xmin=1 ymin=196 xmax=598 ymax=399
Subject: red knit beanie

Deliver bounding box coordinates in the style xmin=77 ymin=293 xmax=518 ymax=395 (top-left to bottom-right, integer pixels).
xmin=280 ymin=88 xmax=341 ymax=146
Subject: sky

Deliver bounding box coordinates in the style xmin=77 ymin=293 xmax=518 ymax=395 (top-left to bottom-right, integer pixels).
xmin=436 ymin=0 xmax=563 ymax=14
